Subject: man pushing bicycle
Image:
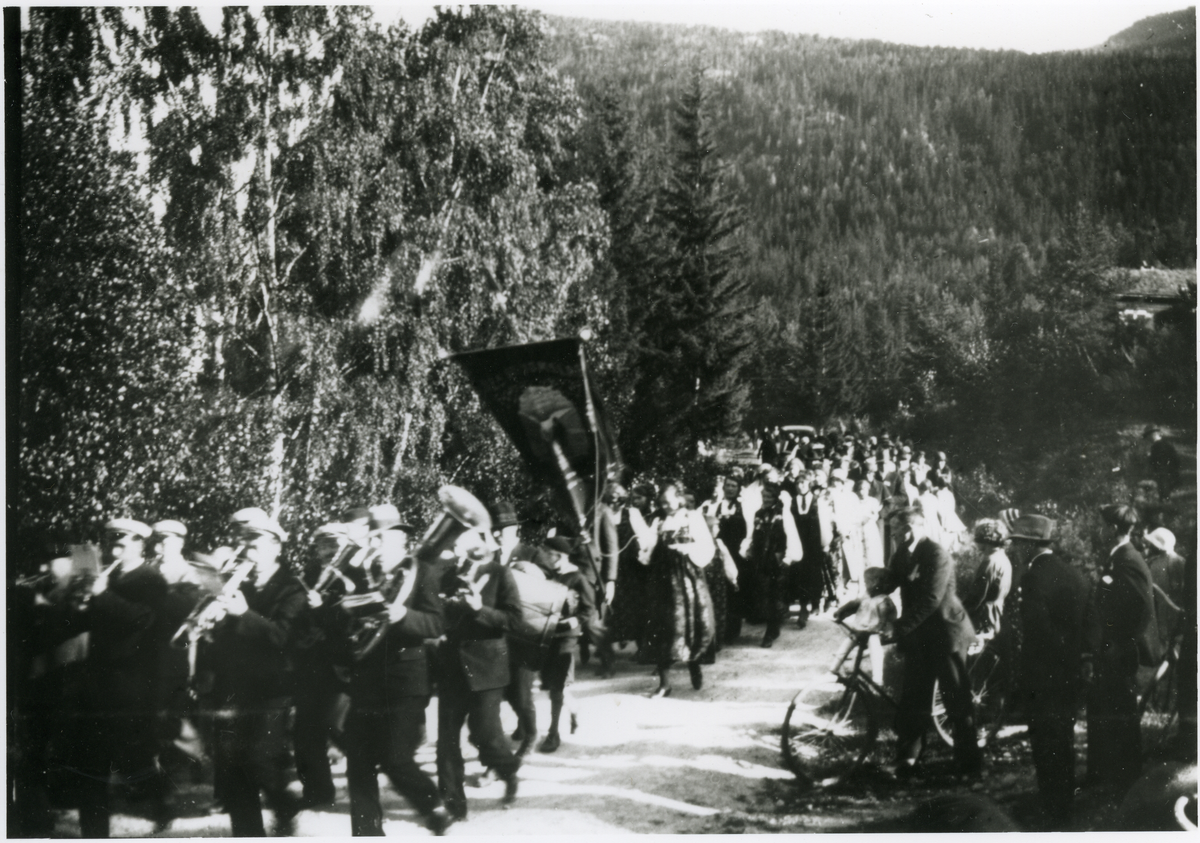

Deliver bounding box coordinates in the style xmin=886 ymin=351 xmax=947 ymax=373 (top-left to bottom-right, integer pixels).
xmin=878 ymin=506 xmax=982 ymax=781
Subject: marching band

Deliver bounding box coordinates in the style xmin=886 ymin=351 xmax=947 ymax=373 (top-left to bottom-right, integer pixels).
xmin=8 ymin=485 xmax=592 ymax=837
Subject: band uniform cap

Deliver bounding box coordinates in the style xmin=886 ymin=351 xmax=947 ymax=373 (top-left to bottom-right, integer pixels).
xmin=342 ymin=506 xmax=372 ymax=526
xmin=1008 ymin=513 xmax=1056 ymax=542
xmin=1143 ymin=424 xmax=1161 ymax=438
xmin=1144 ymin=527 xmax=1176 ymax=555
xmin=230 ymin=507 xmax=270 ymax=526
xmin=104 ymin=518 xmax=152 ymax=539
xmin=1100 ymin=503 xmax=1139 ymax=529
xmin=233 ymin=509 xmax=288 ymax=542
xmin=152 ymin=519 xmax=187 ymax=538
xmin=369 ymin=503 xmax=413 ymax=533
xmin=543 ymin=536 xmax=574 ymax=558
xmin=314 ymin=522 xmax=350 ymax=540
xmin=489 ymin=501 xmax=520 ymax=530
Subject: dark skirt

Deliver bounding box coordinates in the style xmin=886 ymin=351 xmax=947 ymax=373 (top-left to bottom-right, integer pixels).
xmin=640 ymin=545 xmax=717 ymax=667
xmin=704 ymin=561 xmax=729 ymax=653
xmin=608 ymin=556 xmax=648 ymax=645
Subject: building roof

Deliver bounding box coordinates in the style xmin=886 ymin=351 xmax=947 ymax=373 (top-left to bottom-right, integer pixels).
xmin=1113 ymin=268 xmax=1196 ymax=303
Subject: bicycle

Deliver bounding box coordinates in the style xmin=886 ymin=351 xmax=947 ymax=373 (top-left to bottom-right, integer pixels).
xmin=780 ymin=621 xmax=900 ymax=788
xmin=1139 ymin=587 xmax=1184 ymax=755
xmin=931 ymin=633 xmax=1009 ymax=750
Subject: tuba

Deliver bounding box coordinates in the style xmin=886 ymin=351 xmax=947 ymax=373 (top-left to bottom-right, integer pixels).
xmin=341 ymin=486 xmax=491 ymax=661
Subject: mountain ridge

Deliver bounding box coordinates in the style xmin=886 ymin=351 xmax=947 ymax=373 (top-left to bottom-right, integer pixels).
xmin=1096 ymin=6 xmax=1196 ymax=53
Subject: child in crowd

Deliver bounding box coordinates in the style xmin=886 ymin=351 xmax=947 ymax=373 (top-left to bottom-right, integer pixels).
xmin=828 ymin=567 xmax=896 ymax=684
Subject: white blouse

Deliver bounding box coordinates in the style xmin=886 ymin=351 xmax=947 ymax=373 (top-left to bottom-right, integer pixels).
xmin=643 ymin=507 xmax=716 ymax=568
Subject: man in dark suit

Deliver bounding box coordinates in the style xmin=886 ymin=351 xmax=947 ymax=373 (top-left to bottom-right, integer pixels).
xmin=1084 ymin=503 xmax=1155 ymax=789
xmin=199 ymin=508 xmax=306 ymax=837
xmin=1009 ymin=513 xmax=1089 ymax=830
xmin=436 ymin=524 xmax=524 ymax=821
xmin=342 ymin=506 xmax=454 ymax=836
xmin=68 ymin=518 xmax=173 ymax=837
xmin=881 ymin=507 xmax=981 ymax=779
xmin=492 ymin=501 xmax=543 ymax=756
xmin=291 ymin=521 xmax=354 ymax=810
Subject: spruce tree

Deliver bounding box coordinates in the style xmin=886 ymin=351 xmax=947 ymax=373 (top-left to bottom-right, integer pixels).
xmin=626 ymin=71 xmax=754 ymax=469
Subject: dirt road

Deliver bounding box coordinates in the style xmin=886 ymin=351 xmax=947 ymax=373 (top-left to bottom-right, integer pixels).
xmin=82 ymin=618 xmax=858 ymax=836
xmin=67 ymin=610 xmax=1186 ymax=836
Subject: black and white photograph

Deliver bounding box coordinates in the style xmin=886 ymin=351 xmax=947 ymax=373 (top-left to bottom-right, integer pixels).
xmin=9 ymin=1 xmax=1196 ymax=836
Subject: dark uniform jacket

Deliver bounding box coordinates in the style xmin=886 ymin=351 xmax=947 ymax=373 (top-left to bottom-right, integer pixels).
xmin=349 ymin=560 xmax=444 ymax=702
xmin=439 ymin=559 xmax=522 ymax=692
xmin=79 ymin=563 xmax=169 ymax=709
xmin=1085 ymin=541 xmax=1154 ymax=667
xmin=1019 ymin=549 xmax=1089 ymax=696
xmin=884 ymin=536 xmax=975 ymax=652
xmin=202 ymin=566 xmax=308 ymax=706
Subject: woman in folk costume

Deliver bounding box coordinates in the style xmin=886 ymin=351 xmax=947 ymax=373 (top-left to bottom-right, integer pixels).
xmin=702 ymin=475 xmax=750 ymax=640
xmin=640 ymin=481 xmax=718 ymax=698
xmin=606 ymin=483 xmax=655 ymax=652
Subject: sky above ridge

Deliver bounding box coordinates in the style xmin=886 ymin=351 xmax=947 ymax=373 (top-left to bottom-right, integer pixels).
xmin=373 ymin=1 xmax=1190 ymax=53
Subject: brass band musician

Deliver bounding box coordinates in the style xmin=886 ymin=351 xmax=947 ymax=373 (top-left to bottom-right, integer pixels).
xmin=342 ymin=504 xmax=455 ymax=835
xmin=195 ymin=508 xmax=305 ymax=837
xmin=64 ymin=518 xmax=174 ymax=837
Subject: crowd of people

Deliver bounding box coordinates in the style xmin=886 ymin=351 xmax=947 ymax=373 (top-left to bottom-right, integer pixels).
xmin=7 ymin=424 xmax=1193 ymax=836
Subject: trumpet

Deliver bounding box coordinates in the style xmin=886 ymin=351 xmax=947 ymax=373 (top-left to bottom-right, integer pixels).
xmin=170 ymin=545 xmax=252 ymax=648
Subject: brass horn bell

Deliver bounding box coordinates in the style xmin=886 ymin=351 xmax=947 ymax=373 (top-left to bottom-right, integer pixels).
xmin=412 ymin=485 xmax=492 ymax=566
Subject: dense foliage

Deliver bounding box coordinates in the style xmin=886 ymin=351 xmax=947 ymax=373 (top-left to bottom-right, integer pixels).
xmin=16 ymin=6 xmax=1195 ymax=561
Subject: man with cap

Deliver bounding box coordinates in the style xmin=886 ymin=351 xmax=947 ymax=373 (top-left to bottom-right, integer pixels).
xmin=878 ymin=507 xmax=981 ymax=781
xmin=341 ymin=504 xmax=455 ymax=835
xmin=436 ymin=515 xmax=523 ymax=820
xmin=1008 ymin=513 xmax=1089 ymax=829
xmin=66 ymin=517 xmax=173 ymax=837
xmin=198 ymin=508 xmax=305 ymax=836
xmin=1144 ymin=425 xmax=1181 ymax=500
xmin=491 ymin=501 xmax=543 ymax=756
xmin=534 ymin=536 xmax=595 ymax=753
xmin=1083 ymin=504 xmax=1154 ymax=789
xmin=291 ymin=520 xmax=357 ymax=810
xmin=150 ymin=519 xmax=209 ymax=798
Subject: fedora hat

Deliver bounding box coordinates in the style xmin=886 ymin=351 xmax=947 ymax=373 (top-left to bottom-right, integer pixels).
xmin=1008 ymin=514 xmax=1055 ymax=543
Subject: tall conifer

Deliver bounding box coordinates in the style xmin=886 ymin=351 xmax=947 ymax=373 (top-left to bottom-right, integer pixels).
xmin=626 ymin=71 xmax=754 ymax=469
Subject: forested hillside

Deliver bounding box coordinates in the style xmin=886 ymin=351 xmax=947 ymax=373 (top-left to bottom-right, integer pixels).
xmin=1101 ymin=6 xmax=1196 ymax=52
xmin=546 ymin=13 xmax=1196 ymax=435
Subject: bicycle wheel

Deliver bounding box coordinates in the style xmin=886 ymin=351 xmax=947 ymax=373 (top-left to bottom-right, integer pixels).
xmin=782 ymin=675 xmax=879 ymax=787
xmin=932 ymin=645 xmax=1006 ymax=749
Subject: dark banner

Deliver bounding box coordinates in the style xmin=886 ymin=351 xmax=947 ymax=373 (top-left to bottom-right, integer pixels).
xmin=449 ymin=338 xmax=622 ymax=541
